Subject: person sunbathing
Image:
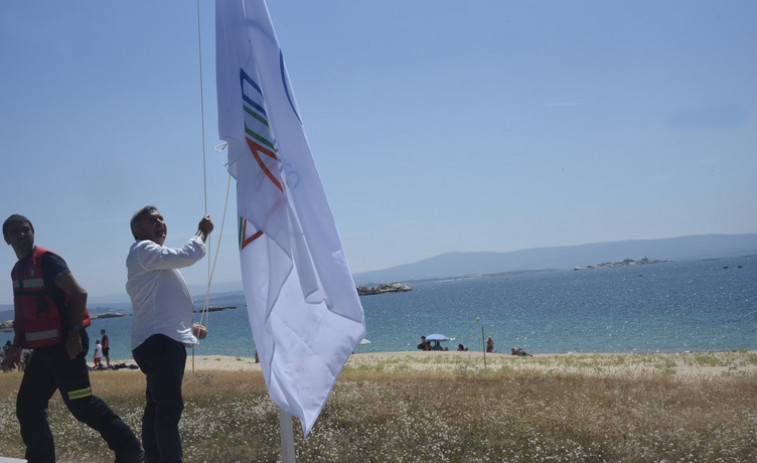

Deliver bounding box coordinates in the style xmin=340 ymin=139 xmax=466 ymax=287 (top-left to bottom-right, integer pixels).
xmin=511 ymin=347 xmax=532 ymax=357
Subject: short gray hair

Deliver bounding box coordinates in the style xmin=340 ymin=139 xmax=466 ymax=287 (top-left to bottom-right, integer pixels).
xmin=130 ymin=205 xmax=158 ymax=240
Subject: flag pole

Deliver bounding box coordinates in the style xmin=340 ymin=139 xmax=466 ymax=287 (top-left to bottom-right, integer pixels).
xmin=279 ymin=407 xmax=296 ymax=463
xmin=476 ymin=316 xmax=486 ymax=368
xmin=481 ymin=326 xmax=487 ymax=368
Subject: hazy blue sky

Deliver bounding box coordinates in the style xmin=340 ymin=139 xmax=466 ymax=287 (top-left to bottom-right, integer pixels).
xmin=1 ymin=1 xmax=755 ymax=301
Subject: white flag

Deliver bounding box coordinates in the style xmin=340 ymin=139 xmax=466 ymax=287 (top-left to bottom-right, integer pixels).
xmin=216 ymin=0 xmax=366 ymax=436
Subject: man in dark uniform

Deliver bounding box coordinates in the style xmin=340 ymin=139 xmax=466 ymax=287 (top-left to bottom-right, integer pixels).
xmin=3 ymin=214 xmax=144 ymax=463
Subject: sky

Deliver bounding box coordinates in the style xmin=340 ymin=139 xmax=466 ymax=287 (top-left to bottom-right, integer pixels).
xmin=1 ymin=0 xmax=755 ymax=302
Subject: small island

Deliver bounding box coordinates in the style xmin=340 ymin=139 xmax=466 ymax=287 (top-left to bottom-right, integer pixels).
xmin=574 ymin=257 xmax=667 ymax=270
xmin=357 ymin=283 xmax=412 ymax=296
xmin=91 ymin=312 xmax=127 ymax=320
xmin=193 ymin=306 xmax=237 ymax=313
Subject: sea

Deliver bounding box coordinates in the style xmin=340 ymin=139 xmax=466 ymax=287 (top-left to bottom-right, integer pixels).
xmin=1 ymin=255 xmax=755 ymax=362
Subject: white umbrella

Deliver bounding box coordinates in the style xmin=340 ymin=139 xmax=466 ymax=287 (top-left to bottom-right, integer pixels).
xmin=425 ymin=333 xmax=451 ymax=342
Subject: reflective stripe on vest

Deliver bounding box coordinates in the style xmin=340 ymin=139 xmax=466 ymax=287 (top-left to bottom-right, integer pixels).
xmin=13 ymin=278 xmax=44 ymax=289
xmin=25 ymin=328 xmax=60 ymax=342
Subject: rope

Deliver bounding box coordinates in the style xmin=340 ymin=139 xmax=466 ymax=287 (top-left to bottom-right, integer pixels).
xmin=193 ymin=0 xmax=208 ymax=370
xmin=191 ymin=3 xmax=232 ymax=372
xmin=191 ymin=173 xmax=232 ymax=374
xmin=197 ymin=173 xmax=233 ymax=330
xmin=196 ymin=0 xmax=209 ymax=215
xmin=195 ymin=0 xmax=211 ymax=280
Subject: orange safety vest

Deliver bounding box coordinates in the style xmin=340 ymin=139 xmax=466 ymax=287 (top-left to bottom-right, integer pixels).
xmin=12 ymin=246 xmax=90 ymax=348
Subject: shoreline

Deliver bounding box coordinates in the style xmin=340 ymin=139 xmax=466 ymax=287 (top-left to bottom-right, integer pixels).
xmin=103 ymin=349 xmax=757 ymax=378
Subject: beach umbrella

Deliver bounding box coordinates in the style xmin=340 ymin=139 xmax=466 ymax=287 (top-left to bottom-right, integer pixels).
xmin=425 ymin=333 xmax=451 ymax=342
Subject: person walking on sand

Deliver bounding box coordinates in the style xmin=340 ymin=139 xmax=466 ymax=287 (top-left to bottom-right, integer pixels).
xmin=126 ymin=206 xmax=212 ymax=463
xmin=486 ymin=336 xmax=494 ymax=353
xmin=100 ymin=329 xmax=111 ymax=367
xmin=2 ymin=214 xmax=144 ymax=463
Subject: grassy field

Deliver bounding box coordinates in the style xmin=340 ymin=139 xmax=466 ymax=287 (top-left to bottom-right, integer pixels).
xmin=1 ymin=351 xmax=756 ymax=462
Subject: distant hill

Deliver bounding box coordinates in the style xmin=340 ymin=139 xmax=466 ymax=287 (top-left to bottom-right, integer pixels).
xmin=353 ymin=233 xmax=757 ymax=284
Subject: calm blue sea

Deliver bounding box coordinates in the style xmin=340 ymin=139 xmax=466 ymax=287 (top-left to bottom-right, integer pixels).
xmin=2 ymin=255 xmax=755 ymax=361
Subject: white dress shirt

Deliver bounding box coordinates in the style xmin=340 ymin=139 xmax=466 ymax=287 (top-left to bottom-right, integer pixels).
xmin=126 ymin=236 xmax=206 ymax=350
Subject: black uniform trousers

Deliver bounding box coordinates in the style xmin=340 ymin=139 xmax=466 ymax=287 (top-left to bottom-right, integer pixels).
xmin=16 ymin=329 xmax=139 ymax=463
xmin=132 ymin=334 xmax=187 ymax=463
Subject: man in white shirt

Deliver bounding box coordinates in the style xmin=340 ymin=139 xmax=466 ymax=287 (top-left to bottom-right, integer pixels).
xmin=126 ymin=206 xmax=213 ymax=463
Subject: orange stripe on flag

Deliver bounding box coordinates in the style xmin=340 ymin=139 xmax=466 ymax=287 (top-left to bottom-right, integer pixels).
xmin=246 ymin=137 xmax=283 ymax=192
xmin=241 ymin=219 xmax=263 ymax=250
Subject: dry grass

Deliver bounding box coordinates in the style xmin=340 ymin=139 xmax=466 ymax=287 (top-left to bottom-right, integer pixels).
xmin=1 ymin=352 xmax=756 ymax=462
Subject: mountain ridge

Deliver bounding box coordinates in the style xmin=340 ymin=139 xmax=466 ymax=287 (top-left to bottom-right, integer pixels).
xmin=352 ymin=233 xmax=757 ymax=284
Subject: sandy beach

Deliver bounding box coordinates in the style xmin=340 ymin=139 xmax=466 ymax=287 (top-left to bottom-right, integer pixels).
xmin=107 ymin=349 xmax=757 ymax=378
xmin=343 ymin=350 xmax=757 ymax=378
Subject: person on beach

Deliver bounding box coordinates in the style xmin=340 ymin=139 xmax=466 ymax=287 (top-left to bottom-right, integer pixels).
xmin=1 ymin=340 xmax=11 ymax=370
xmin=20 ymin=348 xmax=32 ymax=371
xmin=417 ymin=336 xmax=430 ymax=351
xmin=93 ymin=339 xmax=103 ymax=368
xmin=511 ymin=347 xmax=533 ymax=357
xmin=100 ymin=329 xmax=111 ymax=367
xmin=486 ymin=336 xmax=494 ymax=353
xmin=126 ymin=206 xmax=212 ymax=463
xmin=3 ymin=214 xmax=144 ymax=463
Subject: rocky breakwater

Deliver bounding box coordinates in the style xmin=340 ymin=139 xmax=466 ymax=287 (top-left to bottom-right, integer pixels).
xmin=357 ymin=283 xmax=412 ymax=296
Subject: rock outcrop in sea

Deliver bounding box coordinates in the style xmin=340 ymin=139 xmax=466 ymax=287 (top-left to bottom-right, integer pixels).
xmin=193 ymin=306 xmax=237 ymax=313
xmin=357 ymin=283 xmax=412 ymax=296
xmin=91 ymin=312 xmax=127 ymax=319
xmin=574 ymin=257 xmax=666 ymax=270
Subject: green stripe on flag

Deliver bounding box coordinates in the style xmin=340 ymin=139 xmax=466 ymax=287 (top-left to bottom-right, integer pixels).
xmin=244 ymin=104 xmax=269 ymax=127
xmin=238 ymin=217 xmax=244 ymax=248
xmin=244 ymin=123 xmax=275 ymax=150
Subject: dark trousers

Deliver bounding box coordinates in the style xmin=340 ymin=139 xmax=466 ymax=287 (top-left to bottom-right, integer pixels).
xmin=17 ymin=331 xmax=139 ymax=463
xmin=132 ymin=334 xmax=187 ymax=463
